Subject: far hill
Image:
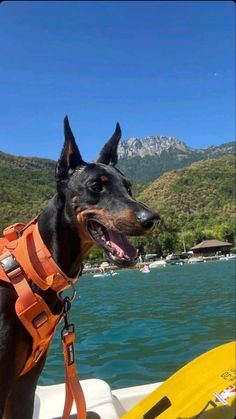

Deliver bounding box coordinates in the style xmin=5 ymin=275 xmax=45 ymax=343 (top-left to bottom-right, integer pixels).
xmin=0 ymin=151 xmax=55 ymax=233
xmin=0 ymin=151 xmax=55 ymax=170
xmin=135 ymin=155 xmax=235 ymax=255
xmin=117 ymin=138 xmax=235 ymax=184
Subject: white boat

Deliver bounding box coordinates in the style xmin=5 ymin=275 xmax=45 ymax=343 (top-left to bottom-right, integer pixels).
xmin=149 ymin=260 xmax=166 ymax=268
xmin=33 ymin=342 xmax=235 ymax=418
xmin=93 ymin=272 xmax=120 ymax=278
xmin=188 ymin=256 xmax=206 ymax=264
xmin=165 ymin=254 xmax=183 ymax=265
xmin=219 ymin=254 xmax=236 ymax=261
xmin=33 ymin=379 xmax=161 ymax=419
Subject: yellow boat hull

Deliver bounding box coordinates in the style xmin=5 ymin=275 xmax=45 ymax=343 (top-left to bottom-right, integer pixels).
xmin=122 ymin=341 xmax=236 ymax=419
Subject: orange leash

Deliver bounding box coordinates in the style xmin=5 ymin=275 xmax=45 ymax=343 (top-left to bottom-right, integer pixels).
xmin=61 ymin=298 xmax=87 ymax=419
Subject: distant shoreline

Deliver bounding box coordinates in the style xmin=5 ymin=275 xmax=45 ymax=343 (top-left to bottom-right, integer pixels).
xmin=82 ymin=254 xmax=234 ymax=275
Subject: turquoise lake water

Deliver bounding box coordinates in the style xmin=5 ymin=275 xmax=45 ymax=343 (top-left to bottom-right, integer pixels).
xmin=40 ymin=259 xmax=235 ymax=389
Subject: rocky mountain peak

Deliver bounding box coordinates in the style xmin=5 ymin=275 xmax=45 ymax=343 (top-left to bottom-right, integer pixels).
xmin=118 ymin=136 xmax=188 ymax=158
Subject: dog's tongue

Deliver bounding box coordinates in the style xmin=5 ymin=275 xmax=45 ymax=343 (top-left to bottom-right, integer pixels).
xmin=107 ymin=230 xmax=137 ymax=260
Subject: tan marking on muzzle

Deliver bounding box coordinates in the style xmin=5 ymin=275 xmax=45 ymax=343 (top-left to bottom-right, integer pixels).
xmin=75 ymin=207 xmax=119 ymax=257
xmin=76 ymin=208 xmax=114 ymax=228
xmin=75 ymin=210 xmax=95 ymax=259
xmin=113 ymin=209 xmax=145 ymax=234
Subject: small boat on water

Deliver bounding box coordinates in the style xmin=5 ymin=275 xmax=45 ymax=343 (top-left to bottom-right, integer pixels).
xmin=219 ymin=254 xmax=236 ymax=261
xmin=149 ymin=260 xmax=166 ymax=268
xmin=165 ymin=254 xmax=183 ymax=265
xmin=188 ymin=256 xmax=206 ymax=264
xmin=33 ymin=341 xmax=235 ymax=419
xmin=93 ymin=271 xmax=120 ymax=278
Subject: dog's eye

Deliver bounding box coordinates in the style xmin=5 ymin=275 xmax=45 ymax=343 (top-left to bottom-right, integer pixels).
xmin=90 ymin=181 xmax=103 ymax=193
xmin=126 ymin=185 xmax=132 ymax=196
xmin=124 ymin=180 xmax=132 ymax=196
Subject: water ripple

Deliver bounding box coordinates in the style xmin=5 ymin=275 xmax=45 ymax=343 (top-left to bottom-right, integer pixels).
xmin=40 ymin=260 xmax=235 ymax=388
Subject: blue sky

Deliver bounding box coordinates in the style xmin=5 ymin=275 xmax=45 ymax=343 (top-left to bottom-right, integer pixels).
xmin=0 ymin=1 xmax=235 ymax=162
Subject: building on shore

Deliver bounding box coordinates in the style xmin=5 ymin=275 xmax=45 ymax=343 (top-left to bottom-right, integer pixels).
xmin=190 ymin=239 xmax=233 ymax=257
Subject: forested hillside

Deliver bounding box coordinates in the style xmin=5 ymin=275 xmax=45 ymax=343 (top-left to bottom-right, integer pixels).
xmin=0 ymin=151 xmax=235 ymax=259
xmin=0 ymin=152 xmax=55 ymax=232
xmin=134 ymin=155 xmax=235 ymax=256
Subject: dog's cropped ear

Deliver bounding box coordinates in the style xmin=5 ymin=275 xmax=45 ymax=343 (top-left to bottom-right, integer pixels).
xmin=96 ymin=122 xmax=121 ymax=166
xmin=56 ymin=116 xmax=86 ymax=180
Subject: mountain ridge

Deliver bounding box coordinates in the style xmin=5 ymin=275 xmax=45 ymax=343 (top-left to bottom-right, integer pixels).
xmin=1 ymin=137 xmax=235 ymax=164
xmin=0 ymin=138 xmax=235 ymax=186
xmin=118 ymin=136 xmax=235 ymax=159
xmin=118 ymin=135 xmax=188 ymax=158
xmin=117 ymin=138 xmax=235 ymax=183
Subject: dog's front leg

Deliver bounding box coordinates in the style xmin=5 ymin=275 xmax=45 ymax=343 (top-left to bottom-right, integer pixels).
xmin=0 ymin=288 xmax=26 ymax=418
xmin=3 ymin=353 xmax=47 ymax=419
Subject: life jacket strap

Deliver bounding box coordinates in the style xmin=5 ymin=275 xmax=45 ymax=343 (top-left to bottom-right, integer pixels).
xmin=0 ymin=249 xmax=62 ymax=375
xmin=0 ymin=219 xmax=86 ymax=417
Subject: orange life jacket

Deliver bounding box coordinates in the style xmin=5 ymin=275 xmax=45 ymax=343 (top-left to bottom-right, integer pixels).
xmin=0 ymin=217 xmax=79 ymax=375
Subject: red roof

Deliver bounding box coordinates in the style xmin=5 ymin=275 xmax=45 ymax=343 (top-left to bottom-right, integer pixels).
xmin=191 ymin=239 xmax=232 ymax=250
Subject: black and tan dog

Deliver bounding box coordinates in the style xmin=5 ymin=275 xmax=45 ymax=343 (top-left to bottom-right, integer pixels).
xmin=0 ymin=117 xmax=159 ymax=419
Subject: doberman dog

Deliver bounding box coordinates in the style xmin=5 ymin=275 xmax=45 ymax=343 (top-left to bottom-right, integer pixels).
xmin=0 ymin=117 xmax=159 ymax=419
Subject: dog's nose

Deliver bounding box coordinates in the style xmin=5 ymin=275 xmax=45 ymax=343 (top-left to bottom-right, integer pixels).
xmin=138 ymin=210 xmax=160 ymax=231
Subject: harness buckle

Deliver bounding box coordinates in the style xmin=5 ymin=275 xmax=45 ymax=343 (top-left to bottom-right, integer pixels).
xmin=61 ymin=296 xmax=75 ymax=339
xmin=32 ymin=311 xmax=48 ymax=329
xmin=0 ymin=254 xmax=20 ymax=275
xmin=3 ymin=223 xmax=25 ymax=241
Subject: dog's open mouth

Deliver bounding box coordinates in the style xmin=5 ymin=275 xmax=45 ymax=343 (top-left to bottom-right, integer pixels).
xmin=87 ymin=220 xmax=137 ymax=266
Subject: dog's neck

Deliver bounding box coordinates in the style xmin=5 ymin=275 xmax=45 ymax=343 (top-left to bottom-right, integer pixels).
xmin=37 ymin=194 xmax=83 ymax=278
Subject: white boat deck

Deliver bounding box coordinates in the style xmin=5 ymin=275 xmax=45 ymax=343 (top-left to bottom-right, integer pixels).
xmin=33 ymin=379 xmax=162 ymax=419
